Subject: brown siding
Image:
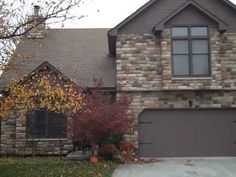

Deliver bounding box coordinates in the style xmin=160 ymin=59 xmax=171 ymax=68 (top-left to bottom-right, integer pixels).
xmin=118 ymin=0 xmax=236 ymax=34
xmin=165 ymin=5 xmax=218 ymax=28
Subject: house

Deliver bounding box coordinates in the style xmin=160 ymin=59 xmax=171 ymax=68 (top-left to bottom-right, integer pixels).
xmin=0 ymin=0 xmax=236 ymax=157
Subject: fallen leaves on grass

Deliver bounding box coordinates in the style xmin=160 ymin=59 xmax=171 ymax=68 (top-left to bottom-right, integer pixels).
xmin=0 ymin=157 xmax=117 ymax=177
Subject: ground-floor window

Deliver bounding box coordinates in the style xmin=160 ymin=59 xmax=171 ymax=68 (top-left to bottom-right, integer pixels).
xmin=27 ymin=109 xmax=67 ymax=139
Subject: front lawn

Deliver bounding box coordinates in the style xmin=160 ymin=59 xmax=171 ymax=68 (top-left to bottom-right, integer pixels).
xmin=0 ymin=157 xmax=117 ymax=177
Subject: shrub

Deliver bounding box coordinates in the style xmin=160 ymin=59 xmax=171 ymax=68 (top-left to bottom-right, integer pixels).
xmin=71 ymin=79 xmax=132 ymax=156
xmin=98 ymin=144 xmax=118 ymax=155
xmin=98 ymin=144 xmax=118 ymax=161
xmin=101 ymin=134 xmax=124 ymax=149
xmin=120 ymin=141 xmax=136 ymax=162
xmin=120 ymin=141 xmax=135 ymax=151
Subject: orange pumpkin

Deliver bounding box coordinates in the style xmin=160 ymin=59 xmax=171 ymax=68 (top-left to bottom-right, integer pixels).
xmin=90 ymin=156 xmax=98 ymax=164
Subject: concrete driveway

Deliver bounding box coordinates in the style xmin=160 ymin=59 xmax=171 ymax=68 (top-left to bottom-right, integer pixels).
xmin=112 ymin=157 xmax=236 ymax=177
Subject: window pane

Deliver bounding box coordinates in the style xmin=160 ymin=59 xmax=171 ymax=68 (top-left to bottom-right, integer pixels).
xmin=27 ymin=110 xmax=67 ymax=139
xmin=27 ymin=110 xmax=37 ymax=137
xmin=191 ymin=27 xmax=208 ymax=36
xmin=192 ymin=55 xmax=209 ymax=75
xmin=192 ymin=40 xmax=208 ymax=54
xmin=173 ymin=55 xmax=190 ymax=76
xmin=172 ymin=27 xmax=188 ymax=37
xmin=27 ymin=110 xmax=46 ymax=138
xmin=173 ymin=40 xmax=189 ymax=54
xmin=35 ymin=110 xmax=47 ymax=138
xmin=47 ymin=111 xmax=67 ymax=138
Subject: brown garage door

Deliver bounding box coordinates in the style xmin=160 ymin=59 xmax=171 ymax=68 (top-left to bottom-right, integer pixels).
xmin=139 ymin=109 xmax=236 ymax=157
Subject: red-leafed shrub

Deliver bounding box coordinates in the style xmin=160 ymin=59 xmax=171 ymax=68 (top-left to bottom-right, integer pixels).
xmin=120 ymin=141 xmax=136 ymax=162
xmin=98 ymin=144 xmax=118 ymax=155
xmin=71 ymin=79 xmax=132 ymax=155
xmin=120 ymin=141 xmax=135 ymax=151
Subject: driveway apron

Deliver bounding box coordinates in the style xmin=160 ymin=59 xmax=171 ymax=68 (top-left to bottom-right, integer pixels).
xmin=112 ymin=157 xmax=236 ymax=177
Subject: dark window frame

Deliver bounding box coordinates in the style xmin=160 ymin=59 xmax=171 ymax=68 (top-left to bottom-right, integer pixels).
xmin=171 ymin=25 xmax=211 ymax=77
xmin=27 ymin=109 xmax=67 ymax=139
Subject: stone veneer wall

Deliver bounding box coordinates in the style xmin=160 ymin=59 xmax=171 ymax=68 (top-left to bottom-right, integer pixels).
xmin=1 ymin=109 xmax=73 ymax=155
xmin=117 ymin=29 xmax=236 ymax=90
xmin=116 ymin=29 xmax=236 ymax=145
xmin=26 ymin=16 xmax=46 ymax=39
xmin=117 ymin=90 xmax=236 ymax=145
xmin=116 ymin=34 xmax=162 ymax=91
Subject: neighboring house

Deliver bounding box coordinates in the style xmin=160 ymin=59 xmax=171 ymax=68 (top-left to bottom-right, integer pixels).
xmin=0 ymin=0 xmax=236 ymax=157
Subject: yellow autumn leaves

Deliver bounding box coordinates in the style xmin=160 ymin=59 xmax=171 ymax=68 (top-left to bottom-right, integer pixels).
xmin=0 ymin=72 xmax=85 ymax=118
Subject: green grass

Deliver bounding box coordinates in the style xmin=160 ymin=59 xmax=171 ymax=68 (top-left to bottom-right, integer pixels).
xmin=0 ymin=157 xmax=117 ymax=177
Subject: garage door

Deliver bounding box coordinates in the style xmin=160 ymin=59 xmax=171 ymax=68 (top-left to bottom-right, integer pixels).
xmin=139 ymin=109 xmax=236 ymax=157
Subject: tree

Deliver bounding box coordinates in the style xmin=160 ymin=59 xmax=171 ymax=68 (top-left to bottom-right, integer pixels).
xmin=0 ymin=65 xmax=85 ymax=118
xmin=0 ymin=77 xmax=131 ymax=156
xmin=0 ymin=0 xmax=84 ymax=69
xmin=71 ymin=79 xmax=131 ymax=153
xmin=0 ymin=75 xmax=132 ymax=156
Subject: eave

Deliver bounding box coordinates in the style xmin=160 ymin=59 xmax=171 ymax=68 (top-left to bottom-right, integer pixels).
xmin=222 ymin=0 xmax=236 ymax=10
xmin=108 ymin=0 xmax=156 ymax=37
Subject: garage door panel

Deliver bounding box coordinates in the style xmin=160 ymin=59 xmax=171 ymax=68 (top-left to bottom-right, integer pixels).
xmin=232 ymin=120 xmax=236 ymax=139
xmin=139 ymin=121 xmax=155 ymax=143
xmin=139 ymin=144 xmax=153 ymax=157
xmin=231 ymin=120 xmax=236 ymax=155
xmin=139 ymin=109 xmax=236 ymax=157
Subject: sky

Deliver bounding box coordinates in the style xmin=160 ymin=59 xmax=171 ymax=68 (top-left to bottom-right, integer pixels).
xmin=49 ymin=0 xmax=149 ymax=28
xmin=50 ymin=0 xmax=236 ymax=28
xmin=0 ymin=0 xmax=236 ymax=76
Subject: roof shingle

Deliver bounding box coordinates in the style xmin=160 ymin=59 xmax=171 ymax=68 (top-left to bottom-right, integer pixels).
xmin=0 ymin=28 xmax=116 ymax=90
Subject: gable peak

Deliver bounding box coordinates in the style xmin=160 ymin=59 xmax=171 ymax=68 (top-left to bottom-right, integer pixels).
xmin=153 ymin=0 xmax=229 ymax=33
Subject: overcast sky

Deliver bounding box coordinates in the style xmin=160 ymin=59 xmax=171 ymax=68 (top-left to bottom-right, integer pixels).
xmin=50 ymin=0 xmax=236 ymax=28
xmin=48 ymin=0 xmax=149 ymax=28
xmin=0 ymin=0 xmax=236 ymax=75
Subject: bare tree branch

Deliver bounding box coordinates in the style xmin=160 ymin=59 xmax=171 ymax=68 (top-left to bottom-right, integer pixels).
xmin=0 ymin=0 xmax=83 ymax=39
xmin=0 ymin=0 xmax=84 ymax=71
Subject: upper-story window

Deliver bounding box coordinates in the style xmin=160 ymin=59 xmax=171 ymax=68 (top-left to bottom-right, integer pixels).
xmin=171 ymin=26 xmax=210 ymax=77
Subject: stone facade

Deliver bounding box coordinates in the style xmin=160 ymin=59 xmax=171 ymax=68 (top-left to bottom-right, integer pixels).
xmin=117 ymin=30 xmax=236 ymax=91
xmin=1 ymin=108 xmax=73 ymax=155
xmin=116 ymin=34 xmax=162 ymax=91
xmin=26 ymin=5 xmax=46 ymax=39
xmin=116 ymin=29 xmax=236 ymax=145
xmin=26 ymin=16 xmax=46 ymax=39
xmin=117 ymin=90 xmax=236 ymax=145
xmin=1 ymin=27 xmax=236 ymax=155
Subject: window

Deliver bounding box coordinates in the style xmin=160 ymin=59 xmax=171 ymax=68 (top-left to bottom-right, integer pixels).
xmin=172 ymin=26 xmax=210 ymax=77
xmin=27 ymin=109 xmax=67 ymax=139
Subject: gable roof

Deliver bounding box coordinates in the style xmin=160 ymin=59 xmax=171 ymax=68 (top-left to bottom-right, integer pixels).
xmin=108 ymin=0 xmax=235 ymax=36
xmin=108 ymin=0 xmax=236 ymax=55
xmin=0 ymin=29 xmax=116 ymax=90
xmin=154 ymin=0 xmax=228 ymax=33
xmin=18 ymin=61 xmax=81 ymax=87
